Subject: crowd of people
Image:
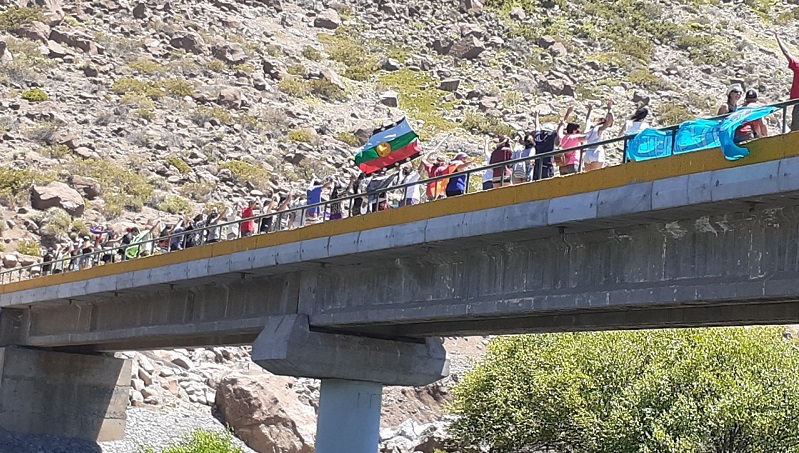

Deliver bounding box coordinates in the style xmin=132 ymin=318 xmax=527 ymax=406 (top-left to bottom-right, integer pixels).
xmin=11 ymin=33 xmax=799 ymax=280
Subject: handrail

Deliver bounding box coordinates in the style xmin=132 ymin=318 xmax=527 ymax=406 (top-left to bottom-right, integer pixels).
xmin=1 ymin=98 xmax=798 ymax=285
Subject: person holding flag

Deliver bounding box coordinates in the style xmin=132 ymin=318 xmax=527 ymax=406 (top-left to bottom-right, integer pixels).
xmin=776 ymin=32 xmax=799 ymax=132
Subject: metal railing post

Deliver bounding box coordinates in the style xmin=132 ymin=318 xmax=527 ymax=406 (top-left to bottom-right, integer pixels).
xmin=783 ymin=106 xmax=789 ymax=135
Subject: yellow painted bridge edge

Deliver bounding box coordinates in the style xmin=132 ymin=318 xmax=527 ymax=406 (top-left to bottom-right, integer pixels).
xmin=3 ymin=132 xmax=799 ymax=295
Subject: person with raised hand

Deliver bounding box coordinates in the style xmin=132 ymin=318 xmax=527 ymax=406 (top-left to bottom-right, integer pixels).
xmin=776 ymin=32 xmax=799 ymax=131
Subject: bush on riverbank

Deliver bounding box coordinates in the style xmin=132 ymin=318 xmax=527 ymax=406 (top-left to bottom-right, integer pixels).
xmin=449 ymin=327 xmax=799 ymax=452
xmin=141 ymin=429 xmax=243 ymax=453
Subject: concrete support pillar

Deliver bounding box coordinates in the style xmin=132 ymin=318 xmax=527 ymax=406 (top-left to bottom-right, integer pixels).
xmin=0 ymin=346 xmax=131 ymax=442
xmin=252 ymin=314 xmax=450 ymax=451
xmin=316 ymin=379 xmax=382 ymax=453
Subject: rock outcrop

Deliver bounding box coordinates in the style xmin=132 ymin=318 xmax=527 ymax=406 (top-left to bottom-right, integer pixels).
xmin=30 ymin=182 xmax=85 ymax=217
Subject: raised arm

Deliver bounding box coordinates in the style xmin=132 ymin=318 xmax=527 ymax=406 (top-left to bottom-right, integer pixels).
xmin=598 ymin=100 xmax=615 ymax=133
xmin=776 ymin=33 xmax=795 ymax=61
xmin=534 ymin=110 xmax=541 ymax=131
xmin=583 ymin=104 xmax=594 ymax=132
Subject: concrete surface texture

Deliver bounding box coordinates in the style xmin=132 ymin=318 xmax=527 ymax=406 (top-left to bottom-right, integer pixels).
xmin=0 ymin=346 xmax=130 ymax=442
xmin=2 ymin=134 xmax=799 ymax=351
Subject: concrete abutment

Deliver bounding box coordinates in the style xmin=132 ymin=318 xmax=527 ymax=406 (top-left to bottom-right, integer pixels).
xmin=252 ymin=314 xmax=450 ymax=453
xmin=0 ymin=346 xmax=130 ymax=442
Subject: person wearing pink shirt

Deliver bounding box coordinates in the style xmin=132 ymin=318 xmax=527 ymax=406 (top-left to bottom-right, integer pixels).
xmin=555 ymin=106 xmax=586 ymax=175
xmin=776 ymin=32 xmax=799 ymax=131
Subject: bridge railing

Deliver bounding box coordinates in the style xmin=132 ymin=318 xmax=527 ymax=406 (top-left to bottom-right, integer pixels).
xmin=2 ymin=99 xmax=798 ymax=285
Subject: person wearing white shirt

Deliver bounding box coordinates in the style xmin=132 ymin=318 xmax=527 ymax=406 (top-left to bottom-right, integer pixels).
xmin=398 ymin=164 xmax=422 ymax=206
xmin=623 ymin=106 xmax=650 ymax=136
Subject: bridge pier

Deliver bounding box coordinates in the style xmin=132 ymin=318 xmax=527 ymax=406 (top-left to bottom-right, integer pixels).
xmin=0 ymin=346 xmax=131 ymax=442
xmin=252 ymin=314 xmax=449 ymax=453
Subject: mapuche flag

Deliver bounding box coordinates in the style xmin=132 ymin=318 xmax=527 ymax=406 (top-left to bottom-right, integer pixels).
xmin=354 ymin=118 xmax=421 ymax=175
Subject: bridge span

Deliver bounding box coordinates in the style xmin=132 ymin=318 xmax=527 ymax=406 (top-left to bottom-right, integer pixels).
xmin=2 ymin=132 xmax=799 ymax=451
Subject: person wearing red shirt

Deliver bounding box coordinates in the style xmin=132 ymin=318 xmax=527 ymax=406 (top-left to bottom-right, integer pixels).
xmin=776 ymin=33 xmax=799 ymax=131
xmin=419 ymin=152 xmax=449 ymax=200
xmin=240 ymin=199 xmax=257 ymax=237
xmin=489 ymin=136 xmax=513 ymax=188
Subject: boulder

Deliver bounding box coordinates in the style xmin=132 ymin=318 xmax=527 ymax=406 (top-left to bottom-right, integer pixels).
xmin=49 ymin=29 xmax=102 ymax=55
xmin=68 ymin=175 xmax=100 ymax=200
xmin=319 ymin=67 xmax=345 ymax=91
xmin=46 ymin=40 xmax=70 ymax=58
xmin=509 ymin=6 xmax=526 ymax=20
xmin=539 ymin=78 xmax=575 ymax=97
xmin=449 ymin=36 xmax=485 ymax=60
xmin=169 ymin=33 xmax=207 ymax=55
xmin=31 ymin=182 xmax=85 ymax=216
xmin=379 ymin=91 xmax=399 ymax=108
xmin=132 ymin=2 xmax=147 ymax=18
xmin=313 ymin=9 xmax=341 ymax=29
xmin=217 ymin=87 xmax=243 ymax=109
xmin=439 ymin=78 xmax=461 ymax=92
xmin=0 ymin=41 xmax=11 ymax=63
xmin=431 ymin=38 xmax=453 ymax=55
xmin=12 ymin=21 xmax=51 ymax=43
xmin=458 ymin=0 xmax=483 ymax=13
xmin=212 ymin=42 xmax=247 ymax=65
xmin=381 ymin=58 xmax=402 ymax=71
xmin=548 ymin=41 xmax=568 ymax=57
xmin=262 ymin=57 xmax=288 ymax=80
xmin=216 ymin=373 xmax=315 ymax=453
xmin=16 ymin=0 xmax=64 ymax=24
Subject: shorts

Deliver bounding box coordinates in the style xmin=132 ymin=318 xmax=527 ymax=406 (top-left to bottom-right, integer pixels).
xmin=583 ymin=148 xmax=605 ymax=164
xmin=446 ymin=189 xmax=464 ymax=197
xmin=559 ymin=164 xmax=577 ymax=175
xmin=329 ymin=212 xmax=343 ymax=220
xmin=492 ymin=176 xmax=511 ymax=187
xmin=482 ymin=181 xmax=493 ymax=190
xmin=792 ymin=104 xmax=799 ymax=132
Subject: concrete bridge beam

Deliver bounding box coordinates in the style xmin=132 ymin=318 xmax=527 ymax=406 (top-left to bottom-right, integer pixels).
xmin=252 ymin=314 xmax=450 ymax=453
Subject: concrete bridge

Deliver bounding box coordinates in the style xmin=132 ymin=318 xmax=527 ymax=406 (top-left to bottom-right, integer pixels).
xmin=3 ymin=132 xmax=799 ymax=451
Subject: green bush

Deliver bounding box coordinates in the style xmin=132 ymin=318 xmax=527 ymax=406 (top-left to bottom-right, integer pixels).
xmin=191 ymin=106 xmax=232 ymax=125
xmin=462 ymin=112 xmax=515 ymax=137
xmin=287 ymin=64 xmax=306 ymax=76
xmin=21 ymin=88 xmax=48 ymax=102
xmin=161 ymin=78 xmax=194 ymax=97
xmin=219 ymin=160 xmax=270 ymax=191
xmin=207 ymin=60 xmax=228 ymax=72
xmin=336 ymin=132 xmax=361 ymax=146
xmin=301 ymin=45 xmax=323 ymax=61
xmin=179 ymin=181 xmax=214 ymax=201
xmin=142 ymin=429 xmax=243 ymax=453
xmin=68 ymin=159 xmax=153 ymax=215
xmin=308 ymin=79 xmax=346 ymax=101
xmin=166 ymin=155 xmax=191 ymax=174
xmin=450 ymin=327 xmax=799 ymax=453
xmin=318 ymin=27 xmax=379 ymax=81
xmin=660 ymin=104 xmax=695 ymax=125
xmin=626 ymin=69 xmax=672 ymax=91
xmin=127 ymin=58 xmax=167 ymax=74
xmin=40 ymin=207 xmax=72 ymax=238
xmin=17 ymin=239 xmax=41 ymax=256
xmin=287 ymin=128 xmax=313 ymax=143
xmin=0 ymin=7 xmax=43 ymax=30
xmin=157 ymin=194 xmax=192 ymax=214
xmin=278 ymin=77 xmax=311 ymax=98
xmin=378 ymin=69 xmax=459 ymax=139
xmin=111 ymin=77 xmax=164 ymax=100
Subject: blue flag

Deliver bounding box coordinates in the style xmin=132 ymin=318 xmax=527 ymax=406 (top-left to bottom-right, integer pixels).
xmin=627 ymin=106 xmax=777 ymax=162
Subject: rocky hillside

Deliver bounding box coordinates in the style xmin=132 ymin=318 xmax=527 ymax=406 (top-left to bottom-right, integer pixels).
xmin=0 ymin=0 xmax=797 ymax=258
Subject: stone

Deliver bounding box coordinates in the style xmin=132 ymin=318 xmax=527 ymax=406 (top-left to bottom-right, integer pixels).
xmin=31 ymin=182 xmax=85 ymax=216
xmin=131 ymin=379 xmax=145 ymax=392
xmin=548 ymin=42 xmax=568 ymax=57
xmin=82 ymin=65 xmax=98 ymax=77
xmin=431 ymin=38 xmax=453 ymax=55
xmin=73 ymin=146 xmax=99 ymax=159
xmin=633 ymin=91 xmax=651 ymax=105
xmin=439 ymin=78 xmax=461 ymax=92
xmin=537 ymin=35 xmax=558 ymax=49
xmin=459 ymin=0 xmax=483 ymax=13
xmin=138 ymin=369 xmax=153 ymax=386
xmin=216 ymin=373 xmax=316 ymax=453
xmin=539 ymin=78 xmax=575 ymax=97
xmin=169 ymin=33 xmax=207 ymax=55
xmin=12 ymin=21 xmax=51 ymax=43
xmin=382 ymin=58 xmax=402 ymax=71
xmin=262 ymin=57 xmax=288 ymax=80
xmin=68 ymin=175 xmax=100 ymax=200
xmin=3 ymin=254 xmax=19 ymax=269
xmin=313 ymin=9 xmax=341 ymax=30
xmin=509 ymin=6 xmax=526 ymax=20
xmin=171 ymin=356 xmax=195 ymax=370
xmin=141 ymin=387 xmax=159 ymax=399
xmin=320 ymin=67 xmax=345 ymax=91
xmin=0 ymin=41 xmax=11 ymax=63
xmin=49 ymin=29 xmax=102 ymax=55
xmin=16 ymin=0 xmax=64 ymax=24
xmin=132 ymin=2 xmax=147 ymax=19
xmin=449 ymin=36 xmax=485 ymax=60
xmin=46 ymin=40 xmax=70 ymax=58
xmin=130 ymin=390 xmax=145 ymax=406
xmin=217 ymin=87 xmax=243 ymax=109
xmin=379 ymin=91 xmax=399 ymax=108
xmin=212 ymin=42 xmax=247 ymax=65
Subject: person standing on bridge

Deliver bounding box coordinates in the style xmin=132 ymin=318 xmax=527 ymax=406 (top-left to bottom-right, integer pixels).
xmin=583 ymin=100 xmax=615 ymax=172
xmin=489 ymin=136 xmax=513 ymax=188
xmin=776 ymin=33 xmax=799 ymax=132
xmin=240 ymin=200 xmax=258 ymax=238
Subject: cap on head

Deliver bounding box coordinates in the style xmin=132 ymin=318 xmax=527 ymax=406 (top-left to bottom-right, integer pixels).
xmin=728 ymin=84 xmax=744 ymax=95
xmin=745 ymin=89 xmax=758 ymax=100
xmin=454 ymin=151 xmax=469 ymax=161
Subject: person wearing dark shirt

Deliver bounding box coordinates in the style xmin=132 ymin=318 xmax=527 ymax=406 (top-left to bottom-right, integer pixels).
xmin=41 ymin=247 xmax=54 ymax=275
xmin=489 ymin=136 xmax=513 ymax=188
xmin=444 ymin=152 xmax=475 ymax=197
